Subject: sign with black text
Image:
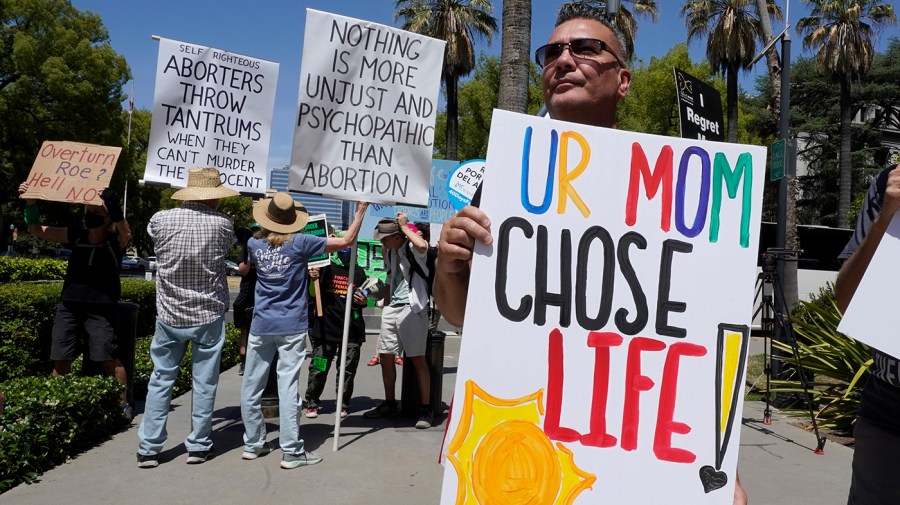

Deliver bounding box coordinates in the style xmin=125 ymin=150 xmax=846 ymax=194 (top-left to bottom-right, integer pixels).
xmin=289 ymin=9 xmax=445 ymax=205
xmin=674 ymin=67 xmax=724 ymax=142
xmin=145 ymin=37 xmax=279 ymax=195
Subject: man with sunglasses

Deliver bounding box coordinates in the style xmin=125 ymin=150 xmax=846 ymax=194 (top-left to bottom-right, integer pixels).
xmin=434 ymin=4 xmax=747 ymax=504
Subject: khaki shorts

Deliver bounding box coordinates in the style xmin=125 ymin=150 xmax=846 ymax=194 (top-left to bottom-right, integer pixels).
xmin=376 ymin=305 xmax=428 ymax=357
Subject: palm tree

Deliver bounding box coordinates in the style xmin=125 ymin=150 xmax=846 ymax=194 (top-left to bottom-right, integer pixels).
xmin=496 ymin=0 xmax=531 ymax=114
xmin=394 ymin=0 xmax=497 ymax=162
xmin=559 ymin=0 xmax=659 ymax=60
xmin=682 ymin=0 xmax=765 ymax=143
xmin=797 ymin=0 xmax=897 ymax=228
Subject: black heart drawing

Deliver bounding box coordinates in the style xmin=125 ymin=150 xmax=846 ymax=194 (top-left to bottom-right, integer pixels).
xmin=699 ymin=465 xmax=728 ymax=493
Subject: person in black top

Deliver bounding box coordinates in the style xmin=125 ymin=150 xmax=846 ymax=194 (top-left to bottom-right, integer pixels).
xmin=19 ymin=182 xmax=132 ymax=416
xmin=233 ymin=223 xmax=261 ymax=375
xmin=303 ymin=246 xmax=369 ymax=418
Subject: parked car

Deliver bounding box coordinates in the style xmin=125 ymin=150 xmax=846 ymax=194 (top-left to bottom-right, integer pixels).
xmin=224 ymin=260 xmax=240 ymax=276
xmin=121 ymin=255 xmax=150 ymax=273
xmin=146 ymin=256 xmax=157 ymax=272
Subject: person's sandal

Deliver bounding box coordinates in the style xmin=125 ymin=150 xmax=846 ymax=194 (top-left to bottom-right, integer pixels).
xmin=395 ymin=356 xmax=404 ymax=366
xmin=367 ymin=356 xmax=380 ymax=366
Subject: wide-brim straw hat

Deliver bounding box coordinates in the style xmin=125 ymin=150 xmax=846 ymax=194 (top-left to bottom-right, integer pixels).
xmin=253 ymin=192 xmax=309 ymax=234
xmin=171 ymin=168 xmax=240 ymax=201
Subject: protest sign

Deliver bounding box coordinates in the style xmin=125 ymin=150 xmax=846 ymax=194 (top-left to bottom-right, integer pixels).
xmin=145 ymin=37 xmax=279 ymax=195
xmin=20 ymin=141 xmax=122 ymax=205
xmin=289 ymin=9 xmax=445 ymax=205
xmin=447 ymin=159 xmax=485 ymax=211
xmin=441 ymin=110 xmax=765 ymax=504
xmin=838 ymin=214 xmax=900 ymax=358
xmin=674 ymin=67 xmax=724 ymax=142
xmin=369 ymin=159 xmax=457 ymax=223
xmin=303 ymin=213 xmax=331 ymax=268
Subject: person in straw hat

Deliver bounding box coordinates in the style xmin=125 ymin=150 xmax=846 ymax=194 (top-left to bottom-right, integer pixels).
xmin=137 ymin=167 xmax=239 ymax=468
xmin=240 ymin=192 xmax=368 ymax=469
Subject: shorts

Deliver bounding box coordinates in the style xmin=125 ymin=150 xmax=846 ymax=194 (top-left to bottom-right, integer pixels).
xmin=232 ymin=290 xmax=254 ymax=329
xmin=377 ymin=304 xmax=428 ymax=357
xmin=51 ymin=301 xmax=117 ymax=362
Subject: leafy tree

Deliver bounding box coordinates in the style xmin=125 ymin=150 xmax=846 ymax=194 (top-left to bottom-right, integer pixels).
xmin=434 ymin=54 xmax=542 ymax=161
xmin=496 ymin=0 xmax=531 ymax=114
xmin=682 ymin=0 xmax=769 ymax=143
xmin=394 ymin=0 xmax=497 ymax=162
xmin=0 ymin=0 xmax=131 ymax=225
xmin=797 ymin=0 xmax=897 ymax=228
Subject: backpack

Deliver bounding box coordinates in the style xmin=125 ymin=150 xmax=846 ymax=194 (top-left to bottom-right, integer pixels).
xmin=404 ymin=243 xmax=437 ymax=298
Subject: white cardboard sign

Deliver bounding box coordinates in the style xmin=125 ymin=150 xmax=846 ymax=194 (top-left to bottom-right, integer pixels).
xmin=440 ymin=110 xmax=766 ymax=504
xmin=145 ymin=37 xmax=279 ymax=195
xmin=289 ymin=9 xmax=445 ymax=205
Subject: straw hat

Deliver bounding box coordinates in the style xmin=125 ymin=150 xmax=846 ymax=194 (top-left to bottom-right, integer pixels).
xmin=171 ymin=168 xmax=240 ymax=201
xmin=252 ymin=192 xmax=309 ymax=234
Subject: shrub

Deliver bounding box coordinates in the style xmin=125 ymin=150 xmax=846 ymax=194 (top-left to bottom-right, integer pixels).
xmin=771 ymin=283 xmax=872 ymax=433
xmin=0 ymin=375 xmax=126 ymax=492
xmin=0 ymin=257 xmax=67 ymax=283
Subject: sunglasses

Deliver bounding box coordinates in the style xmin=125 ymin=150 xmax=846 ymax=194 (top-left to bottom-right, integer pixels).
xmin=534 ymin=38 xmax=625 ymax=69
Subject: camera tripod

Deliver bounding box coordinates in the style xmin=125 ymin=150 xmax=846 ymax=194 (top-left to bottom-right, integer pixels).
xmin=751 ymin=248 xmax=826 ymax=454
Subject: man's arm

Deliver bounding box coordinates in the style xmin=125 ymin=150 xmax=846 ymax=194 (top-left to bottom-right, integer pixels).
xmin=835 ymin=166 xmax=900 ymax=312
xmin=433 ymin=205 xmax=493 ymax=327
xmin=397 ymin=212 xmax=427 ymax=253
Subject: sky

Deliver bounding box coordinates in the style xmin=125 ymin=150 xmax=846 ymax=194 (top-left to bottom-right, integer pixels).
xmin=70 ymin=0 xmax=899 ymax=170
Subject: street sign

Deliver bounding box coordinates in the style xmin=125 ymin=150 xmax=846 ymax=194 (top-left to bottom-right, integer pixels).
xmin=770 ymin=139 xmax=785 ymax=181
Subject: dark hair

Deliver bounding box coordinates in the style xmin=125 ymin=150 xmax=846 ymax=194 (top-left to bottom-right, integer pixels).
xmin=414 ymin=222 xmax=431 ymax=242
xmin=556 ymin=2 xmax=630 ymax=62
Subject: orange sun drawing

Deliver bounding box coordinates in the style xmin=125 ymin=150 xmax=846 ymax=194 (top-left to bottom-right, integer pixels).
xmin=447 ymin=380 xmax=596 ymax=504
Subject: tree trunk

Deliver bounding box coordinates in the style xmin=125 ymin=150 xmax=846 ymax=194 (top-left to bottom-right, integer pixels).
xmin=838 ymin=76 xmax=852 ymax=228
xmin=497 ymin=0 xmax=531 ymax=114
xmin=726 ymin=66 xmax=739 ymax=143
xmin=754 ymin=0 xmax=781 ymax=111
xmin=445 ymin=76 xmax=459 ymax=162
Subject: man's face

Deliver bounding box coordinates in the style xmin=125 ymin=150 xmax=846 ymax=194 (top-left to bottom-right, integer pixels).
xmin=541 ymin=19 xmax=632 ymax=128
xmin=380 ymin=233 xmax=404 ymax=250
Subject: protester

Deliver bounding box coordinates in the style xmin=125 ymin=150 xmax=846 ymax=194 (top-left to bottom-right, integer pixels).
xmin=18 ymin=182 xmax=131 ymax=417
xmin=303 ymin=242 xmax=369 ymax=419
xmin=433 ymin=5 xmax=747 ymax=504
xmin=835 ymin=163 xmax=900 ymax=505
xmin=363 ymin=212 xmax=433 ymax=429
xmin=240 ymin=193 xmax=367 ymax=469
xmin=233 ymin=222 xmax=261 ymax=375
xmin=136 ymin=167 xmax=238 ymax=468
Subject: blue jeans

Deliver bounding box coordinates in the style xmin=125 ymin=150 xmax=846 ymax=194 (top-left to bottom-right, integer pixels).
xmin=137 ymin=316 xmax=225 ymax=456
xmin=241 ymin=331 xmax=309 ymax=455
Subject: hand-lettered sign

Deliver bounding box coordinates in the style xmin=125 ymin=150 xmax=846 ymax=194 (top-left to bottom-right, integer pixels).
xmin=20 ymin=141 xmax=122 ymax=205
xmin=369 ymin=159 xmax=458 ymax=223
xmin=440 ymin=110 xmax=766 ymax=504
xmin=289 ymin=9 xmax=446 ymax=206
xmin=145 ymin=37 xmax=279 ymax=195
xmin=302 ymin=213 xmax=331 ymax=268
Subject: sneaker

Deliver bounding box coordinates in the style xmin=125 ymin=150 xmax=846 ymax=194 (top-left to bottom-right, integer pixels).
xmin=416 ymin=406 xmax=434 ymax=429
xmin=186 ymin=449 xmax=213 ymax=464
xmin=305 ymin=407 xmax=319 ymax=418
xmin=340 ymin=408 xmax=349 ymax=419
xmin=280 ymin=450 xmax=323 ymax=469
xmin=122 ymin=403 xmax=134 ymax=422
xmin=241 ymin=443 xmax=272 ymax=460
xmin=137 ymin=453 xmax=159 ymax=469
xmin=238 ymin=362 xmax=245 ymax=376
xmin=363 ymin=401 xmax=400 ymax=419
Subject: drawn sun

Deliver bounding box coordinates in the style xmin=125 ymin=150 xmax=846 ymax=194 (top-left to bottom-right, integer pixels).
xmin=447 ymin=380 xmax=596 ymax=504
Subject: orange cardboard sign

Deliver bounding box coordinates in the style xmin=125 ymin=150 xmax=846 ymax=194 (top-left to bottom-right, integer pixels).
xmin=19 ymin=141 xmax=122 ymax=205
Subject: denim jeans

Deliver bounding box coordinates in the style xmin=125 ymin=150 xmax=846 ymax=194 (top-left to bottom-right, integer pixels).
xmin=137 ymin=316 xmax=225 ymax=456
xmin=241 ymin=331 xmax=308 ymax=455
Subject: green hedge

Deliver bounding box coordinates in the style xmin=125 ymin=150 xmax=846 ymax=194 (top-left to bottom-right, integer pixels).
xmin=0 ymin=257 xmax=67 ymax=283
xmin=0 ymin=375 xmax=126 ymax=492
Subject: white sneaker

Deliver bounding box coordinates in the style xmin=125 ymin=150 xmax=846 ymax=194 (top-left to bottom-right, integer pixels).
xmin=241 ymin=443 xmax=272 ymax=460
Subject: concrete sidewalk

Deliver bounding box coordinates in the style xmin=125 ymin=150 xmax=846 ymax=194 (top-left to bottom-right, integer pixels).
xmin=2 ymin=335 xmax=854 ymax=504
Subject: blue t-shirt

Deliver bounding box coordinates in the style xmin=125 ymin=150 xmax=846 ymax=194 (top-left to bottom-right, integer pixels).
xmin=248 ymin=233 xmax=326 ymax=336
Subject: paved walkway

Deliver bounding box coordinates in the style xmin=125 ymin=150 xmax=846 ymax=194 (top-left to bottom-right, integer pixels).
xmin=2 ymin=335 xmax=854 ymax=504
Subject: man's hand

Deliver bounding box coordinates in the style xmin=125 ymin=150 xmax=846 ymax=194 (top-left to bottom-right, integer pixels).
xmin=397 ymin=211 xmax=409 ymax=227
xmin=352 ymin=290 xmax=366 ymax=305
xmin=100 ymin=188 xmax=125 ymax=222
xmin=18 ymin=183 xmax=36 ymax=205
xmin=436 ymin=205 xmax=492 ymax=275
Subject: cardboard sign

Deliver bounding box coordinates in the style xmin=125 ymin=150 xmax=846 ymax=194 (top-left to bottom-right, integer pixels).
xmin=302 ymin=213 xmax=331 ymax=268
xmin=145 ymin=37 xmax=279 ymax=195
xmin=20 ymin=141 xmax=122 ymax=205
xmin=440 ymin=110 xmax=766 ymax=504
xmin=369 ymin=159 xmax=458 ymax=223
xmin=674 ymin=67 xmax=724 ymax=142
xmin=289 ymin=9 xmax=446 ymax=205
